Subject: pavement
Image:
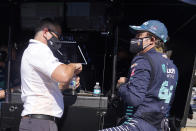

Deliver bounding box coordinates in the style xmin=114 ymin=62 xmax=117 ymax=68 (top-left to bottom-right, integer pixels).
xmin=186 ymin=112 xmax=196 ymax=127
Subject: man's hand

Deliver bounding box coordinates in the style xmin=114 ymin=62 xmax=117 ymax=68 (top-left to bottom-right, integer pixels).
xmin=69 ymin=63 xmax=82 ymax=75
xmin=0 ymin=90 xmax=5 ymax=99
xmin=75 ymin=76 xmax=80 ymax=88
xmin=74 ymin=63 xmax=82 ymax=75
xmin=117 ymin=77 xmax=127 ymax=88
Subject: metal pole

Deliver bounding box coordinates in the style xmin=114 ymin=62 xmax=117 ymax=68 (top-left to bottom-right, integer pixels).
xmin=111 ymin=26 xmax=118 ymax=98
xmin=5 ymin=1 xmax=14 ymax=103
xmin=5 ymin=26 xmax=12 ymax=103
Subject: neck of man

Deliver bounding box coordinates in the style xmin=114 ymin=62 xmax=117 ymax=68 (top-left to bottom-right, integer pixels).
xmin=34 ymin=32 xmax=47 ymax=45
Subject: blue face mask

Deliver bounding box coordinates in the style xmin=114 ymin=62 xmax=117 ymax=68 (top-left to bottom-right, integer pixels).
xmin=129 ymin=37 xmax=151 ymax=54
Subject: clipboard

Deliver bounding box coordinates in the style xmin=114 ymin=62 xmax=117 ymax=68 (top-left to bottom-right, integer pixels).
xmin=56 ymin=41 xmax=88 ymax=65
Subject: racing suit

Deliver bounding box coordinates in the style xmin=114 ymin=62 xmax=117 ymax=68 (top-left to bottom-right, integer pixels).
xmin=100 ymin=48 xmax=178 ymax=131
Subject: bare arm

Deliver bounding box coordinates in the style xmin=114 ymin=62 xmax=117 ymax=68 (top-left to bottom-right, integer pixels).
xmin=51 ymin=63 xmax=82 ymax=85
xmin=58 ymin=76 xmax=80 ymax=90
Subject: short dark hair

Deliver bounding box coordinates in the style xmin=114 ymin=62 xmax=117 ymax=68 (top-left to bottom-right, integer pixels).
xmin=35 ymin=18 xmax=56 ymax=34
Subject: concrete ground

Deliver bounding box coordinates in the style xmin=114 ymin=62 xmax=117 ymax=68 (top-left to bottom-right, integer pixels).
xmin=186 ymin=112 xmax=196 ymax=127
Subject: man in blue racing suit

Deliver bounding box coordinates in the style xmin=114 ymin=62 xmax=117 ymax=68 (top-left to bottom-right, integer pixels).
xmin=100 ymin=20 xmax=178 ymax=131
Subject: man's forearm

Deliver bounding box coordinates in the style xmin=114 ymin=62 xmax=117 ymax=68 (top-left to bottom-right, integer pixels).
xmin=58 ymin=82 xmax=69 ymax=91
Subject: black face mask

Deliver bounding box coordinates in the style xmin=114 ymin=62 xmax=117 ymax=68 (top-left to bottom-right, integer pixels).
xmin=129 ymin=38 xmax=143 ymax=54
xmin=129 ymin=37 xmax=151 ymax=54
xmin=47 ymin=36 xmax=62 ymax=53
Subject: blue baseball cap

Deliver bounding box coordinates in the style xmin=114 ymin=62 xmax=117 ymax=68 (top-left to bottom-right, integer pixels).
xmin=129 ymin=20 xmax=168 ymax=43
